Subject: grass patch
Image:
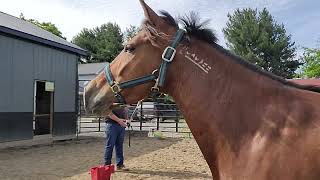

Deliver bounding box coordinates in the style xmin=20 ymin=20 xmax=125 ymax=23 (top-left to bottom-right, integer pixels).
xmin=153 ymin=131 xmax=166 ymax=140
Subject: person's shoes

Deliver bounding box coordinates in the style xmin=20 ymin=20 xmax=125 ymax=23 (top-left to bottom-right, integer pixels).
xmin=116 ymin=165 xmax=129 ymax=171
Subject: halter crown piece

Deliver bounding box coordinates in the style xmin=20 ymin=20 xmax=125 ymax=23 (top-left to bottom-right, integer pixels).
xmin=104 ymin=29 xmax=186 ymax=104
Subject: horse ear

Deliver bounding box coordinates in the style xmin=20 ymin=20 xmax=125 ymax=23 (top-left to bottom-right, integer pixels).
xmin=139 ymin=0 xmax=163 ymax=26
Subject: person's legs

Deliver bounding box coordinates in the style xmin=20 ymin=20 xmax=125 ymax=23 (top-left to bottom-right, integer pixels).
xmin=115 ymin=126 xmax=125 ymax=166
xmin=104 ymin=123 xmax=117 ymax=165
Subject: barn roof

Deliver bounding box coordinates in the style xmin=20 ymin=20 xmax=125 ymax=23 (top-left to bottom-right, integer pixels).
xmin=78 ymin=62 xmax=109 ymax=75
xmin=289 ymin=78 xmax=320 ymax=87
xmin=0 ymin=11 xmax=87 ymax=56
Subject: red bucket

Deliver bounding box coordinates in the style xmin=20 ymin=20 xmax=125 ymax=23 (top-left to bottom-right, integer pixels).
xmin=90 ymin=164 xmax=115 ymax=180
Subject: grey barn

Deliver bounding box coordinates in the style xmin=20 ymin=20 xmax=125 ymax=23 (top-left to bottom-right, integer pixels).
xmin=78 ymin=62 xmax=108 ymax=93
xmin=0 ymin=12 xmax=87 ymax=146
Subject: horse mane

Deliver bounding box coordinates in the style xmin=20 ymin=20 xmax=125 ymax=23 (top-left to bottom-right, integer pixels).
xmin=158 ymin=11 xmax=320 ymax=94
xmin=159 ymin=11 xmax=217 ymax=44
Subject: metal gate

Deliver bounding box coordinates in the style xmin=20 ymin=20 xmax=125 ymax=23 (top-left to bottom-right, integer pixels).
xmin=77 ymin=92 xmax=191 ymax=136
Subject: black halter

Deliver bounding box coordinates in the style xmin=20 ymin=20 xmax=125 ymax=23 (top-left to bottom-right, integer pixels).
xmin=104 ymin=29 xmax=186 ymax=104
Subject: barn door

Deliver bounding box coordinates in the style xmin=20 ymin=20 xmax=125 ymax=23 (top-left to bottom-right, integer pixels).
xmin=33 ymin=81 xmax=54 ymax=136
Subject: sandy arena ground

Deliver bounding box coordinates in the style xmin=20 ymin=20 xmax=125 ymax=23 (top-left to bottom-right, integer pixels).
xmin=0 ymin=134 xmax=211 ymax=180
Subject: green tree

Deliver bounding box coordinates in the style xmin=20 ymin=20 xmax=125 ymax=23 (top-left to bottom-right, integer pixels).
xmin=124 ymin=25 xmax=140 ymax=43
xmin=19 ymin=13 xmax=66 ymax=39
xmin=301 ymin=48 xmax=320 ymax=78
xmin=223 ymin=8 xmax=300 ymax=78
xmin=72 ymin=23 xmax=123 ymax=63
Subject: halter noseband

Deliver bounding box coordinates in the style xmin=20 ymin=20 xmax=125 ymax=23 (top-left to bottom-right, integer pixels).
xmin=104 ymin=29 xmax=186 ymax=104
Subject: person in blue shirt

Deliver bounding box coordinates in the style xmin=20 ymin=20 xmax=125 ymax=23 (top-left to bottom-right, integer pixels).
xmin=104 ymin=105 xmax=129 ymax=171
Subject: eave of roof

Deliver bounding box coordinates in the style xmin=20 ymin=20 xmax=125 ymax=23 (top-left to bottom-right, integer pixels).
xmin=0 ymin=25 xmax=87 ymax=56
xmin=78 ymin=62 xmax=108 ymax=75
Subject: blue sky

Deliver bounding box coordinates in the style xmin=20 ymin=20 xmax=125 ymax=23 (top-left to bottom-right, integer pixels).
xmin=1 ymin=0 xmax=319 ymax=52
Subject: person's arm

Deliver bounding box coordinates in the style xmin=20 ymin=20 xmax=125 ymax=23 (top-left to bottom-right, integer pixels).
xmin=108 ymin=112 xmax=127 ymax=127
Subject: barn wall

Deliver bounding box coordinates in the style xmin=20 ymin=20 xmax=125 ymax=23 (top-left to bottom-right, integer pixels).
xmin=0 ymin=34 xmax=78 ymax=142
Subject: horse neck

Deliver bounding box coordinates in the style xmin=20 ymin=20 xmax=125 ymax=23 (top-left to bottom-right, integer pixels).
xmin=164 ymin=40 xmax=284 ymax=153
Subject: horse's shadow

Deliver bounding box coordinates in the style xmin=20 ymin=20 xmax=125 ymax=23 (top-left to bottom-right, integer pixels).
xmin=121 ymin=168 xmax=212 ymax=179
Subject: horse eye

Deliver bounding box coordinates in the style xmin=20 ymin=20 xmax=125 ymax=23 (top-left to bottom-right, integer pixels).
xmin=124 ymin=45 xmax=135 ymax=53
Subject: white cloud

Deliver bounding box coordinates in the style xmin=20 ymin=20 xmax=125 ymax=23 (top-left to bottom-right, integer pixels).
xmin=0 ymin=0 xmax=317 ymax=49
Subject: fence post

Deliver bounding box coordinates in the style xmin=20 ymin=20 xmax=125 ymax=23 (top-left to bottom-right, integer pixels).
xmin=157 ymin=116 xmax=160 ymax=130
xmin=140 ymin=101 xmax=143 ymax=131
xmin=98 ymin=117 xmax=101 ymax=132
xmin=77 ymin=114 xmax=80 ymax=139
xmin=175 ymin=119 xmax=179 ymax=132
xmin=78 ymin=94 xmax=82 ymax=135
xmin=175 ymin=106 xmax=179 ymax=132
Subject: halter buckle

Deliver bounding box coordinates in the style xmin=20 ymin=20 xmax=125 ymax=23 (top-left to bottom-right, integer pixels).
xmin=111 ymin=82 xmax=121 ymax=93
xmin=151 ymin=86 xmax=159 ymax=92
xmin=152 ymin=69 xmax=159 ymax=77
xmin=162 ymin=46 xmax=176 ymax=62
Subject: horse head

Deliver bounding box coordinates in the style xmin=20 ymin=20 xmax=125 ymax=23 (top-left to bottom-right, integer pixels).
xmin=84 ymin=0 xmax=180 ymax=115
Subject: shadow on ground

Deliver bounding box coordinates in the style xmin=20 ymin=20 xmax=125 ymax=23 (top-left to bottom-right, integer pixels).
xmin=0 ymin=133 xmax=183 ymax=180
xmin=121 ymin=169 xmax=212 ymax=179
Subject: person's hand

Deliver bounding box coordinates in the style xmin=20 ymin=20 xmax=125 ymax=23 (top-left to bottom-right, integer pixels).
xmin=118 ymin=119 xmax=127 ymax=127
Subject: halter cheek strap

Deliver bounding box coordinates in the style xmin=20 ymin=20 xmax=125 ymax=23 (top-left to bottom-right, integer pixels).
xmin=104 ymin=28 xmax=186 ymax=104
xmin=158 ymin=29 xmax=186 ymax=87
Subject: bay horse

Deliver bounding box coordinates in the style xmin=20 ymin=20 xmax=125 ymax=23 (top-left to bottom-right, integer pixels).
xmin=84 ymin=0 xmax=320 ymax=179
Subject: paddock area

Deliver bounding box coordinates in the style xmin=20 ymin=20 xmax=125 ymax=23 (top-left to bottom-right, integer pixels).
xmin=0 ymin=134 xmax=211 ymax=180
